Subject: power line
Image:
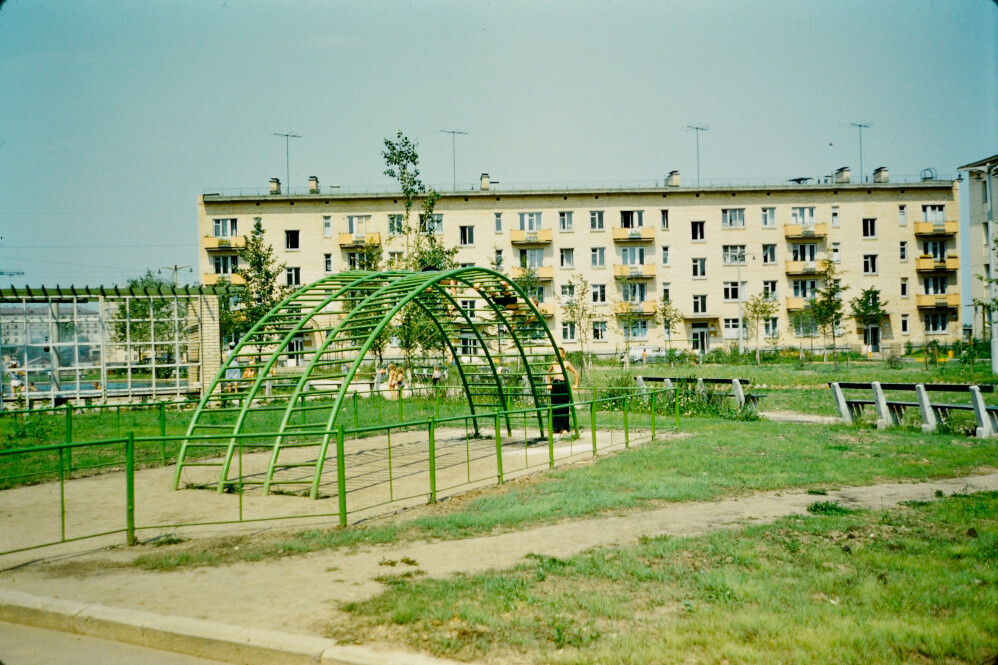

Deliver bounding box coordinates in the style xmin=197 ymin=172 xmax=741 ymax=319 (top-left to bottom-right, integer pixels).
xmin=440 ymin=129 xmax=468 ymax=190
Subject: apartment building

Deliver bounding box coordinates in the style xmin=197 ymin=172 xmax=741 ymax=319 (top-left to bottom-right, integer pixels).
xmin=960 ymin=154 xmax=998 ymax=339
xmin=198 ymin=168 xmax=960 ymax=355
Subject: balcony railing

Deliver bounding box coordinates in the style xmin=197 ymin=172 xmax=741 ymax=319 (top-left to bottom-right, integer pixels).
xmin=509 ymin=266 xmax=554 ymax=281
xmin=338 ymin=232 xmax=382 ymax=248
xmin=913 ymin=221 xmax=958 ymax=236
xmin=915 ymin=255 xmax=959 ymax=271
xmin=783 ymin=223 xmax=828 ymax=239
xmin=613 ymin=264 xmax=656 ymax=279
xmin=784 ymin=260 xmax=819 ymax=275
xmin=202 ymin=273 xmax=246 ymax=286
xmin=614 ymin=301 xmax=658 ymax=316
xmin=510 ymin=229 xmax=553 ymax=244
xmin=916 ymin=293 xmax=960 ymax=308
xmin=611 ymin=227 xmax=655 ymax=242
xmin=203 ymin=236 xmax=246 ymax=250
xmin=785 ymin=297 xmax=807 ymax=310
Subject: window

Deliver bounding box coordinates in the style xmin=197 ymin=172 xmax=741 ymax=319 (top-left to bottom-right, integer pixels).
xmin=831 ymin=242 xmax=840 ymax=263
xmin=692 ymin=258 xmax=706 ymax=278
xmin=762 ymin=244 xmax=776 ymax=264
xmin=388 ymin=251 xmax=404 ymax=268
xmin=388 ymin=214 xmax=404 ymax=235
xmin=347 ymin=215 xmax=371 ymax=236
xmin=831 ymin=206 xmax=840 ymax=228
xmin=561 ymin=284 xmax=575 ymax=300
xmin=623 ymin=319 xmax=648 ymax=339
xmin=899 ymin=241 xmax=907 ymax=262
xmin=901 ymin=314 xmax=909 ymax=335
xmin=593 ymin=321 xmax=607 ymax=340
xmin=460 ymin=299 xmax=477 ymax=318
xmin=562 ymin=321 xmax=577 ymax=341
xmin=621 ymin=246 xmax=645 ymax=265
xmin=723 ymin=318 xmax=742 ymax=339
xmin=761 ymin=208 xmax=776 ymax=228
xmin=923 ymin=240 xmax=946 ymax=261
xmin=791 ymin=207 xmax=815 ymax=226
xmin=528 ymin=286 xmax=544 ymax=303
xmin=661 ymin=283 xmax=671 ymax=301
xmin=493 ymin=249 xmax=503 ymax=270
xmin=793 ymin=279 xmax=817 ymax=298
xmin=460 ymin=333 xmax=479 ymax=356
xmin=560 ymin=248 xmax=574 ymax=268
xmin=794 ymin=318 xmax=818 ymax=337
xmin=213 ymin=255 xmax=238 ymax=275
xmin=285 ymin=230 xmax=300 ymax=250
xmin=722 ymin=245 xmax=746 ymax=265
xmin=459 ymin=225 xmax=474 ymax=245
xmin=346 ymin=252 xmax=359 ymax=269
xmin=592 ymin=284 xmax=606 ymax=303
xmin=863 ymin=254 xmax=878 ymax=275
xmin=494 ymin=213 xmax=502 ymax=233
xmin=900 ymin=278 xmax=908 ymax=298
xmin=924 ymin=276 xmax=947 ymax=295
xmin=419 ymin=213 xmax=443 ymax=234
xmin=559 ymin=211 xmax=573 ymax=231
xmin=764 ymin=317 xmax=779 ymax=338
xmin=792 ymin=244 xmax=816 ymax=262
xmin=322 ymin=216 xmax=332 ymax=238
xmin=286 ymin=267 xmax=301 ymax=286
xmin=519 ymin=248 xmax=544 ymax=268
xmin=213 ymin=218 xmax=237 ymax=237
xmin=721 ymin=208 xmax=745 ymax=228
xmin=862 ymin=218 xmax=877 ymax=238
xmin=461 ymin=262 xmax=475 ymax=268
xmin=692 ymin=295 xmax=707 ymax=313
xmin=661 ymin=245 xmax=670 ymax=265
xmin=324 ymin=253 xmax=332 ymax=272
xmin=660 ymin=209 xmax=669 ymax=229
xmin=762 ymin=280 xmax=777 ymax=299
xmin=622 ymin=282 xmax=646 ymax=302
xmin=591 ymin=247 xmax=605 ymax=267
xmin=898 ymin=205 xmax=907 ymax=227
xmin=620 ymin=210 xmax=643 ymax=228
xmin=691 ymin=221 xmax=705 ymax=241
xmin=922 ymin=205 xmax=945 ymax=223
xmin=723 ymin=282 xmax=742 ymax=301
xmin=924 ymin=312 xmax=948 ymax=334
xmin=519 ymin=212 xmax=542 ymax=230
xmin=590 ymin=211 xmax=604 ymax=230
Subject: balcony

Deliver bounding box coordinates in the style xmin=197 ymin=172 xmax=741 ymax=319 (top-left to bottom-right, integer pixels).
xmin=611 ymin=227 xmax=655 ymax=243
xmin=509 ymin=266 xmax=554 ymax=281
xmin=534 ymin=302 xmax=555 ymax=317
xmin=613 ymin=264 xmax=656 ymax=280
xmin=784 ymin=260 xmax=819 ymax=275
xmin=914 ymin=221 xmax=958 ymax=236
xmin=338 ymin=232 xmax=382 ymax=248
xmin=614 ymin=301 xmax=658 ymax=316
xmin=916 ymin=293 xmax=960 ymax=309
xmin=783 ymin=223 xmax=828 ymax=239
xmin=915 ymin=254 xmax=959 ymax=272
xmin=203 ymin=236 xmax=246 ymax=251
xmin=785 ymin=297 xmax=807 ymax=310
xmin=202 ymin=273 xmax=246 ymax=286
xmin=510 ymin=229 xmax=553 ymax=245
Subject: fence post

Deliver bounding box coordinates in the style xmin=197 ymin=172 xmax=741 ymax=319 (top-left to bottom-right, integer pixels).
xmin=58 ymin=446 xmax=66 ymax=542
xmin=428 ymin=417 xmax=437 ymax=503
xmin=126 ymin=431 xmax=136 ymax=546
xmin=547 ymin=406 xmax=555 ymax=469
xmin=623 ymin=394 xmax=630 ymax=448
xmin=494 ymin=411 xmax=504 ymax=484
xmin=63 ymin=404 xmax=73 ymax=479
xmin=158 ymin=401 xmax=167 ymax=464
xmin=590 ymin=397 xmax=597 ymax=456
xmin=650 ymin=389 xmax=657 ymax=442
xmin=398 ymin=386 xmax=403 ymax=422
xmin=353 ymin=392 xmax=359 ymax=430
xmin=336 ymin=424 xmax=347 ymax=526
xmin=674 ymin=386 xmax=680 ymax=430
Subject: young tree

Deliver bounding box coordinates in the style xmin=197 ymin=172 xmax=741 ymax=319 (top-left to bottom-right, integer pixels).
xmin=614 ymin=276 xmax=659 ymax=365
xmin=788 ymin=303 xmax=818 ymax=360
xmin=744 ymin=292 xmax=779 ymax=364
xmin=220 ymin=217 xmax=292 ymax=344
xmin=658 ymin=296 xmax=684 ymax=351
xmin=811 ymin=259 xmax=847 ymax=363
xmin=849 ymin=287 xmax=889 ymax=354
xmin=561 ymin=273 xmax=595 ymax=371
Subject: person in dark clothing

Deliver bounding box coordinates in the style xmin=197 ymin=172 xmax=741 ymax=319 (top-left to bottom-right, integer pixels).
xmin=546 ymin=346 xmax=579 ymax=435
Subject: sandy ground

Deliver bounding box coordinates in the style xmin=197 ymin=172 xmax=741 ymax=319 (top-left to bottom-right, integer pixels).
xmin=2 ymin=418 xmax=997 ymax=644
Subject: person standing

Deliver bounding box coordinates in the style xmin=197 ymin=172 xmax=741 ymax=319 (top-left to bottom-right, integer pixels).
xmin=546 ymin=346 xmax=579 ymax=436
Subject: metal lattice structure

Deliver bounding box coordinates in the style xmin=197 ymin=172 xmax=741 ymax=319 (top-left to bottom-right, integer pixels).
xmin=173 ymin=268 xmax=572 ymax=498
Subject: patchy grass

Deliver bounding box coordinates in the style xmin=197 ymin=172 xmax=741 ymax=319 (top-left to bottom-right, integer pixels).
xmin=331 ymin=492 xmax=998 ymax=664
xmin=132 ymin=418 xmax=998 ymax=570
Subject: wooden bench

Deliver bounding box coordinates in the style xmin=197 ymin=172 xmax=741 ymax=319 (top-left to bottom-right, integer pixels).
xmin=636 ymin=376 xmax=763 ymax=413
xmin=829 ymin=381 xmax=998 ymax=437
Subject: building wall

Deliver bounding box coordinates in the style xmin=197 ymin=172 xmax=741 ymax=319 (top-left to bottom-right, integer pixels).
xmin=198 ymin=177 xmax=961 ymax=355
xmin=964 ymin=165 xmax=998 ymax=338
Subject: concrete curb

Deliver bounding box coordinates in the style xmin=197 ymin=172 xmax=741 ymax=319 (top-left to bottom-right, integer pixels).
xmin=0 ymin=588 xmax=462 ymax=665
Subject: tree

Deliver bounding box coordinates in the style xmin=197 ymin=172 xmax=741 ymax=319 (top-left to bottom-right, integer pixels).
xmin=788 ymin=303 xmax=818 ymax=360
xmin=615 ymin=276 xmax=659 ymax=364
xmin=220 ymin=217 xmax=292 ymax=344
xmin=849 ymin=287 xmax=889 ymax=354
xmin=658 ymin=296 xmax=684 ymax=352
xmin=811 ymin=259 xmax=847 ymax=363
xmin=744 ymin=292 xmax=779 ymax=364
xmin=561 ymin=273 xmax=596 ymax=370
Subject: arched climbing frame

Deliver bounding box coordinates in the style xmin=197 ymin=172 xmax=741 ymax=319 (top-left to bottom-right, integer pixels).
xmin=172 ymin=267 xmax=574 ymax=498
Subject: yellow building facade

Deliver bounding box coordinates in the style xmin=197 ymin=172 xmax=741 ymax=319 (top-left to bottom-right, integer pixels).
xmin=198 ymin=169 xmax=960 ymax=356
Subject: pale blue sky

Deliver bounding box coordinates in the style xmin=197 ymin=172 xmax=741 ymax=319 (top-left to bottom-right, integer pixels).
xmin=1 ymin=0 xmax=995 ymax=286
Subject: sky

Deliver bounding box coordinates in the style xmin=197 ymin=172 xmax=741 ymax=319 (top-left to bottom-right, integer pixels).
xmin=0 ymin=0 xmax=996 ymax=287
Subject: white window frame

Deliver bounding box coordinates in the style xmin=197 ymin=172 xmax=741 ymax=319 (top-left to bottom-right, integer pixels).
xmin=592 ymin=284 xmax=606 ymax=303
xmin=761 ymin=208 xmax=776 ymax=228
xmin=692 ymin=258 xmax=706 ymax=278
xmin=519 ymin=212 xmax=543 ymax=231
xmin=459 ymin=225 xmax=474 ymax=246
xmin=721 ymin=208 xmax=745 ymax=229
xmin=590 ymin=211 xmax=604 ymax=230
xmin=863 ymin=254 xmax=878 ymax=275
xmin=722 ymin=245 xmax=747 ymax=265
xmin=213 ymin=218 xmax=237 ymax=238
xmin=661 ymin=245 xmax=670 ymax=265
xmin=560 ymin=248 xmax=574 ymax=268
xmin=762 ymin=244 xmax=776 ymax=264
xmin=559 ymin=211 xmax=573 ymax=231
xmin=591 ymin=247 xmax=605 ymax=267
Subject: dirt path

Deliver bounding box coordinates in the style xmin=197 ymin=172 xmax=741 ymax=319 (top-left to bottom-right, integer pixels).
xmin=2 ymin=471 xmax=996 ymax=640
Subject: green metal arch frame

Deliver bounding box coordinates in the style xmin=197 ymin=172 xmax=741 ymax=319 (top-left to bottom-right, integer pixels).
xmin=174 ymin=268 xmax=573 ymax=497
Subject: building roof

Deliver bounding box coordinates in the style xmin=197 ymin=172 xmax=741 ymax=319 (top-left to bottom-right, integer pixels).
xmin=959 ymin=154 xmax=998 ymax=170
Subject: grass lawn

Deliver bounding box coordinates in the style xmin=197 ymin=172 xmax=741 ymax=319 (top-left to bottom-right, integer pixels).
xmin=331 ymin=492 xmax=998 ymax=664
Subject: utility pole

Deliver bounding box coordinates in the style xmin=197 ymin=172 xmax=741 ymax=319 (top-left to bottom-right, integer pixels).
xmin=850 ymin=123 xmax=871 ymax=182
xmin=440 ymin=129 xmax=467 ymax=190
xmin=686 ymin=125 xmax=708 ymax=186
xmin=273 ymin=132 xmax=301 ymax=192
xmin=159 ymin=265 xmax=192 ymax=286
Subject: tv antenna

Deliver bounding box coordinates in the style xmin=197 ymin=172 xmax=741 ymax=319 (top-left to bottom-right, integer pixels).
xmin=159 ymin=264 xmax=193 ymax=286
xmin=440 ymin=129 xmax=467 ymax=190
xmin=273 ymin=132 xmax=301 ymax=192
xmin=850 ymin=122 xmax=871 ymax=182
xmin=686 ymin=125 xmax=709 ymax=186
